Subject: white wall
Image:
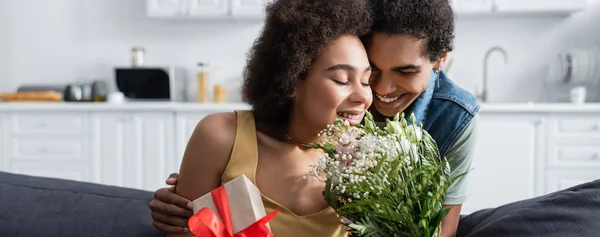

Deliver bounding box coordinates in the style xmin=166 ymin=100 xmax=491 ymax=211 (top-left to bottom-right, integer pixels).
xmin=0 ymin=0 xmax=263 ymax=102
xmin=555 ymin=0 xmax=600 ymax=50
xmin=452 ymin=16 xmax=563 ymax=103
xmin=0 ymin=1 xmax=12 ymax=92
xmin=0 ymin=0 xmax=598 ymax=103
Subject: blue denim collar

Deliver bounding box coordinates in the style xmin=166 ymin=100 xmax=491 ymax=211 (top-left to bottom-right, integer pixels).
xmin=405 ymin=71 xmax=437 ymax=125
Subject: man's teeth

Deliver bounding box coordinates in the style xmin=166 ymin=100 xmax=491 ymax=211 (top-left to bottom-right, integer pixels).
xmin=337 ymin=112 xmax=360 ymax=120
xmin=376 ymin=94 xmax=399 ymax=103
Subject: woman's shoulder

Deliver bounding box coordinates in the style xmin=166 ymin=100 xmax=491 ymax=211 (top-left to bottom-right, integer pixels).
xmin=190 ymin=112 xmax=238 ymax=151
xmin=175 ymin=112 xmax=239 ymax=200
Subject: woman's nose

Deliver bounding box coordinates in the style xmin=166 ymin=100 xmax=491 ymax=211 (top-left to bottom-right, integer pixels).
xmin=349 ymin=83 xmax=372 ymax=105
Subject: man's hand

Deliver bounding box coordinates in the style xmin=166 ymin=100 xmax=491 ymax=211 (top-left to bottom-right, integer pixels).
xmin=149 ymin=173 xmax=194 ymax=233
xmin=440 ymin=204 xmax=462 ymax=237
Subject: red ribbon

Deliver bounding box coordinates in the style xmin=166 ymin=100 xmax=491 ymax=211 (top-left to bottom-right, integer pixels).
xmin=188 ymin=185 xmax=279 ymax=237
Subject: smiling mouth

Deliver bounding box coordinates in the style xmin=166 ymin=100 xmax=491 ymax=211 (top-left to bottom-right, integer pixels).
xmin=375 ymin=93 xmax=401 ymax=103
xmin=336 ymin=112 xmax=361 ymax=120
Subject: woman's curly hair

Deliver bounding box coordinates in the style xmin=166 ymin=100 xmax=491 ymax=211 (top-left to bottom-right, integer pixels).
xmin=242 ymin=0 xmax=373 ymax=124
xmin=367 ymin=0 xmax=455 ymax=62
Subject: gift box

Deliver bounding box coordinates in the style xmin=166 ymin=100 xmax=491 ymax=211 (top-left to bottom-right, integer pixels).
xmin=189 ymin=175 xmax=279 ymax=237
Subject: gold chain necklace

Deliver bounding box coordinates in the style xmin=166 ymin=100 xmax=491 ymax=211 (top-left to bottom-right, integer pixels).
xmin=283 ymin=132 xmax=312 ymax=148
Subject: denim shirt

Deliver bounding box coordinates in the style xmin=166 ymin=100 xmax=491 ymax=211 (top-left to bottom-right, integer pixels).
xmin=404 ymin=70 xmax=480 ymax=158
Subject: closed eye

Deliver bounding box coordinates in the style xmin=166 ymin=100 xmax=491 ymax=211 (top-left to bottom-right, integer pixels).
xmin=395 ymin=70 xmax=417 ymax=75
xmin=333 ymin=80 xmax=349 ymax=86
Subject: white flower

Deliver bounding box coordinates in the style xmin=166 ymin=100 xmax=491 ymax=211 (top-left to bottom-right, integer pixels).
xmin=399 ymin=137 xmax=411 ymax=156
xmin=331 ymin=174 xmax=341 ymax=185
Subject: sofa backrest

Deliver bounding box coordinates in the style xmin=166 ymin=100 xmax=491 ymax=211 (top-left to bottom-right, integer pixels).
xmin=0 ymin=171 xmax=165 ymax=237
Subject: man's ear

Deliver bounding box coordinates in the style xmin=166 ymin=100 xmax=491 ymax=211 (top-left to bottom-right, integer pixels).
xmin=290 ymin=83 xmax=298 ymax=98
xmin=434 ymin=52 xmax=449 ymax=70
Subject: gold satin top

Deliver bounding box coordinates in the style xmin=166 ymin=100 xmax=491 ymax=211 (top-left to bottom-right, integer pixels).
xmin=220 ymin=110 xmax=347 ymax=237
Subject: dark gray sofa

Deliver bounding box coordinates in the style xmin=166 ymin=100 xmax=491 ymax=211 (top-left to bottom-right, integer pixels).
xmin=1 ymin=171 xmax=599 ymax=237
xmin=458 ymin=178 xmax=600 ymax=237
xmin=0 ymin=171 xmax=163 ymax=237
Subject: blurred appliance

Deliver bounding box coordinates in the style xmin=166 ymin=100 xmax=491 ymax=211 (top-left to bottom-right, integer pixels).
xmin=115 ymin=66 xmax=186 ymax=101
xmin=545 ymin=47 xmax=600 ymax=102
xmin=63 ymin=80 xmax=108 ymax=102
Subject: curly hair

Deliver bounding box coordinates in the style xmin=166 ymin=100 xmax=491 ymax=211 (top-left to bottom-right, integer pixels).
xmin=367 ymin=0 xmax=455 ymax=62
xmin=241 ymin=0 xmax=373 ymax=124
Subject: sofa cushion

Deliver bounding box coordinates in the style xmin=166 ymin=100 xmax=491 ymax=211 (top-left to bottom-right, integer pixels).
xmin=0 ymin=171 xmax=164 ymax=237
xmin=457 ymin=179 xmax=600 ymax=237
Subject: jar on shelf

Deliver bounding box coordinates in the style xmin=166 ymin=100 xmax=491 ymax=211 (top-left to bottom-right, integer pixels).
xmin=131 ymin=47 xmax=145 ymax=67
xmin=213 ymin=84 xmax=226 ymax=103
xmin=196 ymin=62 xmax=210 ymax=102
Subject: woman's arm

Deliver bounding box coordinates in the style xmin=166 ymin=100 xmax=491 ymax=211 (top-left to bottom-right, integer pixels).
xmin=166 ymin=112 xmax=237 ymax=237
xmin=440 ymin=115 xmax=479 ymax=237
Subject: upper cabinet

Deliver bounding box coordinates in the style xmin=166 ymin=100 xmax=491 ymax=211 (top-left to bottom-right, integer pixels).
xmin=494 ymin=0 xmax=588 ymax=13
xmin=231 ymin=0 xmax=270 ymax=18
xmin=188 ymin=0 xmax=229 ymax=17
xmin=146 ymin=0 xmax=189 ymax=17
xmin=453 ymin=0 xmax=494 ymax=14
xmin=146 ymin=0 xmax=271 ymax=19
xmin=453 ymin=0 xmax=588 ymax=16
xmin=148 ymin=0 xmax=590 ymax=20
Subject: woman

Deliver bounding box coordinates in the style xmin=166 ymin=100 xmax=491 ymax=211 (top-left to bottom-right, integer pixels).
xmin=152 ymin=0 xmax=478 ymax=236
xmin=163 ymin=0 xmax=374 ymax=236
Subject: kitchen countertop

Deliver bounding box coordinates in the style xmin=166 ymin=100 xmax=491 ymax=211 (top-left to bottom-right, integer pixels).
xmin=479 ymin=102 xmax=600 ymax=113
xmin=0 ymin=101 xmax=252 ymax=112
xmin=0 ymin=101 xmax=599 ymax=113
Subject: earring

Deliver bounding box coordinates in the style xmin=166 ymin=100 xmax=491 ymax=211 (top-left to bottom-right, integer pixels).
xmin=434 ymin=68 xmax=441 ymax=88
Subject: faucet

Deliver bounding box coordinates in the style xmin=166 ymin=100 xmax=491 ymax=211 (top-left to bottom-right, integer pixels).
xmin=479 ymin=46 xmax=508 ymax=102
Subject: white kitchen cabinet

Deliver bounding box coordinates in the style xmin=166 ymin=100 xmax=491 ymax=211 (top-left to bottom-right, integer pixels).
xmin=91 ymin=112 xmax=175 ymax=192
xmin=543 ymin=115 xmax=600 ymax=194
xmin=230 ymin=0 xmax=269 ymax=17
xmin=494 ymin=0 xmax=588 ymax=14
xmin=146 ymin=0 xmax=268 ymax=19
xmin=146 ymin=0 xmax=189 ymax=17
xmin=545 ymin=169 xmax=600 ymax=193
xmin=0 ymin=113 xmax=5 ymax=171
xmin=452 ymin=0 xmax=494 ymax=14
xmin=461 ymin=113 xmax=544 ymax=214
xmin=0 ymin=112 xmax=93 ymax=182
xmin=188 ymin=0 xmax=229 ymax=18
xmin=453 ymin=0 xmax=586 ymax=16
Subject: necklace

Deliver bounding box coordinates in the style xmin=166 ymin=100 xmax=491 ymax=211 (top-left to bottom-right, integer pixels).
xmin=283 ymin=131 xmax=312 ymax=148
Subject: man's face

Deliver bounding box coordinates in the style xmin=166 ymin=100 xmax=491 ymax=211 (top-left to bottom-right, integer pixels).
xmin=367 ymin=33 xmax=445 ymax=117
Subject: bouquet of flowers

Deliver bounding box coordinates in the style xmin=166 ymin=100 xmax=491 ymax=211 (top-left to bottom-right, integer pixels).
xmin=306 ymin=111 xmax=467 ymax=237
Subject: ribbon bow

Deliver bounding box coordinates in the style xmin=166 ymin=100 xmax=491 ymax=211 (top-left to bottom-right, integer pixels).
xmin=188 ymin=185 xmax=279 ymax=237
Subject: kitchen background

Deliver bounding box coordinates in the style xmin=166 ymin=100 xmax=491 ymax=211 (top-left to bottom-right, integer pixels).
xmin=0 ymin=0 xmax=599 ymax=215
xmin=0 ymin=0 xmax=599 ymax=102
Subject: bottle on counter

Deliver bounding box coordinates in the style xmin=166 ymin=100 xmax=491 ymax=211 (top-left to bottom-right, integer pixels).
xmin=131 ymin=47 xmax=145 ymax=67
xmin=196 ymin=62 xmax=210 ymax=102
xmin=213 ymin=84 xmax=226 ymax=103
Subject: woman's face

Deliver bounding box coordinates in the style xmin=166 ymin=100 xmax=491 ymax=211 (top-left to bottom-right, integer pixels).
xmin=367 ymin=33 xmax=445 ymax=117
xmin=293 ymin=35 xmax=372 ymax=132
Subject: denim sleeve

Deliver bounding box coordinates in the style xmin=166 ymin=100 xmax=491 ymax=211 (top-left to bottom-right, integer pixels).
xmin=443 ymin=114 xmax=478 ymax=205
